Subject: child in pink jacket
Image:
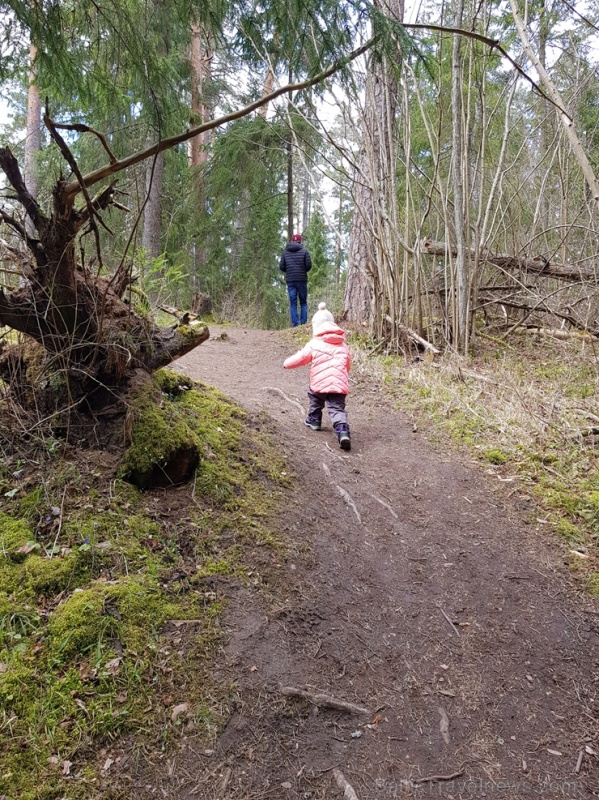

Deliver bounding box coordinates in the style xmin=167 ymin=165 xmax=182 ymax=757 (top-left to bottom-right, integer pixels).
xmin=283 ymin=303 xmax=352 ymax=451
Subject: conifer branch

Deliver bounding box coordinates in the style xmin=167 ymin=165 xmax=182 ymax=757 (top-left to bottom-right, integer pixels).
xmin=64 ymin=36 xmax=377 ymax=200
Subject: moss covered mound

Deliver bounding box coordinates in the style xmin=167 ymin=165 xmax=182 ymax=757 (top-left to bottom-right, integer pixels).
xmin=0 ymin=371 xmax=288 ymax=800
xmin=121 ymin=371 xmax=202 ymax=489
xmin=0 ymin=512 xmax=33 ymax=559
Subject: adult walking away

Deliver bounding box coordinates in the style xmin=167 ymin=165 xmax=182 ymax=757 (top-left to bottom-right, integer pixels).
xmin=279 ymin=233 xmax=312 ymax=327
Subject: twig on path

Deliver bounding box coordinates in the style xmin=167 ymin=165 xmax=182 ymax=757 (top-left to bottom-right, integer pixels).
xmin=575 ymin=750 xmax=584 ymax=773
xmin=439 ymin=606 xmax=460 ymax=637
xmin=337 ymin=485 xmax=362 ymax=524
xmin=414 ymin=769 xmax=464 ymax=784
xmin=438 ymin=706 xmax=450 ymax=744
xmin=370 ymin=493 xmax=398 ymax=519
xmin=261 ymin=386 xmax=305 ymax=416
xmin=332 ymin=768 xmax=360 ymax=799
xmin=279 ymin=685 xmax=370 ymax=715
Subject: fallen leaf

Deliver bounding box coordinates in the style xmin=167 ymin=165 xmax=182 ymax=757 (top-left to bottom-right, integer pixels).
xmin=16 ymin=541 xmax=39 ymax=555
xmin=171 ymin=702 xmax=190 ymax=722
xmin=62 ymin=760 xmax=72 ymax=776
xmin=281 ymin=782 xmax=292 ymax=789
xmin=372 ymin=714 xmax=383 ymax=725
xmin=586 ymin=745 xmax=596 ymax=755
xmin=103 ymin=758 xmax=114 ymax=772
xmin=75 ymin=699 xmax=89 ymax=716
xmin=105 ymin=657 xmax=122 ymax=676
xmin=547 ymin=749 xmax=562 ymax=756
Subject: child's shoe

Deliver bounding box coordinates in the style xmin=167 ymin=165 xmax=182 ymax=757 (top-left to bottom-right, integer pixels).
xmin=304 ymin=417 xmax=322 ymax=431
xmin=335 ymin=423 xmax=351 ymax=451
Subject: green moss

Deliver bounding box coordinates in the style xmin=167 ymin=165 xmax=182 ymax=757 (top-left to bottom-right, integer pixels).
xmin=48 ymin=577 xmax=181 ymax=663
xmin=121 ymin=376 xmax=201 ymax=488
xmin=556 ymin=518 xmax=581 ymax=542
xmin=47 ymin=586 xmax=111 ymax=661
xmin=22 ymin=552 xmax=89 ymax=596
xmin=485 ymin=448 xmax=508 ymax=465
xmin=0 ymin=512 xmax=34 ymax=557
xmin=155 ymin=368 xmax=194 ymax=396
xmin=0 ymin=593 xmax=41 ymax=647
xmin=196 ymin=558 xmax=234 ymax=577
xmin=0 ymin=656 xmax=36 ymax=715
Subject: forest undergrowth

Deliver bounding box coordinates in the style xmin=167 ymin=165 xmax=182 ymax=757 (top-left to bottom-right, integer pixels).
xmin=1 ymin=327 xmax=599 ymax=798
xmin=351 ymin=330 xmax=599 ymax=592
xmin=0 ymin=371 xmax=289 ymax=800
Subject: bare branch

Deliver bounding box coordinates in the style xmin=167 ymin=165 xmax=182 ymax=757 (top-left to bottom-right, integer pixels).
xmin=0 ymin=147 xmax=44 ymax=229
xmin=403 ymin=23 xmax=571 ymax=120
xmin=63 ymin=37 xmax=377 ymax=200
xmin=0 ymin=209 xmax=28 ymax=239
xmin=49 ymin=121 xmax=118 ymax=163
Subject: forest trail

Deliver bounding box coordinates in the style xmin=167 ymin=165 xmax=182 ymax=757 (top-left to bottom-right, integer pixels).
xmin=171 ymin=327 xmax=598 ymax=800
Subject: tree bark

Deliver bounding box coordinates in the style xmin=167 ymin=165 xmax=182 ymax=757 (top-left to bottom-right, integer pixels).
xmin=141 ymin=150 xmax=164 ymax=259
xmin=24 ymin=42 xmax=41 ymax=209
xmin=344 ymin=0 xmax=405 ymax=331
xmin=450 ymin=0 xmax=469 ymax=352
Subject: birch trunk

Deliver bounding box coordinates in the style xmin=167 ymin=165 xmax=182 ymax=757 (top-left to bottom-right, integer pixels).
xmin=509 ymin=0 xmax=599 ymax=208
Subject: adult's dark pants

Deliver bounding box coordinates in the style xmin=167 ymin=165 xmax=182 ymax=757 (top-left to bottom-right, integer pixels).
xmin=287 ymin=281 xmax=308 ymax=326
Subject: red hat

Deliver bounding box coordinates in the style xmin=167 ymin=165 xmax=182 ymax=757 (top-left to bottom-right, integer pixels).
xmin=291 ymin=233 xmax=302 ymax=242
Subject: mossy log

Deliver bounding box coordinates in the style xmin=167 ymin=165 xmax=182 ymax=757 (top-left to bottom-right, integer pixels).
xmin=121 ymin=371 xmax=202 ymax=489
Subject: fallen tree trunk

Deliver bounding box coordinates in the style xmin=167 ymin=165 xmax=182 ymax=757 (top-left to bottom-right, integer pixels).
xmin=0 ymin=142 xmax=209 ymax=421
xmin=478 ymin=296 xmax=598 ymax=338
xmin=420 ymin=239 xmax=598 ymax=283
xmin=513 ymin=326 xmax=597 ymax=341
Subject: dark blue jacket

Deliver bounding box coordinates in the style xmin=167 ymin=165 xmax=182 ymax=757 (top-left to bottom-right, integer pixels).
xmin=279 ymin=243 xmax=312 ymax=283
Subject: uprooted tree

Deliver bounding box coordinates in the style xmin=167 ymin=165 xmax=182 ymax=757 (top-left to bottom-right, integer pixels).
xmin=0 ymin=41 xmax=372 ymax=445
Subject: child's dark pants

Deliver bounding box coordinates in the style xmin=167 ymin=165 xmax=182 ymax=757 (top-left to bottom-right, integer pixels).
xmin=307 ymin=390 xmax=348 ymax=429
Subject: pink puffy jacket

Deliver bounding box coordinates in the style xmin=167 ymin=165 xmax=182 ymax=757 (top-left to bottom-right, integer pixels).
xmin=283 ymin=324 xmax=351 ymax=394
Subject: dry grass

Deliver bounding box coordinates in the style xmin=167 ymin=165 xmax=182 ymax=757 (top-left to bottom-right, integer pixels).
xmin=350 ymin=330 xmax=599 ymax=586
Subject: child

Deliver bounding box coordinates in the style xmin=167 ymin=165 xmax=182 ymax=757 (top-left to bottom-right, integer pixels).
xmin=283 ymin=302 xmax=352 ymax=451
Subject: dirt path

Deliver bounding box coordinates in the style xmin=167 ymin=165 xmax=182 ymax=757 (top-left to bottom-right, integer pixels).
xmin=173 ymin=327 xmax=598 ymax=800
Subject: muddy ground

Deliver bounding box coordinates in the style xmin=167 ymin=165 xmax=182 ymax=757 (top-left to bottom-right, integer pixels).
xmin=153 ymin=326 xmax=598 ymax=800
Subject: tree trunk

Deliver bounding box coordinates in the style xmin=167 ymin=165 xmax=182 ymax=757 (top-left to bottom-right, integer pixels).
xmin=287 ymin=128 xmax=294 ymax=239
xmin=141 ymin=151 xmax=164 ymax=259
xmin=450 ymin=0 xmax=469 ymax=352
xmin=24 ymin=41 xmax=41 ymax=237
xmin=189 ymin=22 xmax=213 ymax=291
xmin=344 ymin=0 xmax=405 ymax=332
